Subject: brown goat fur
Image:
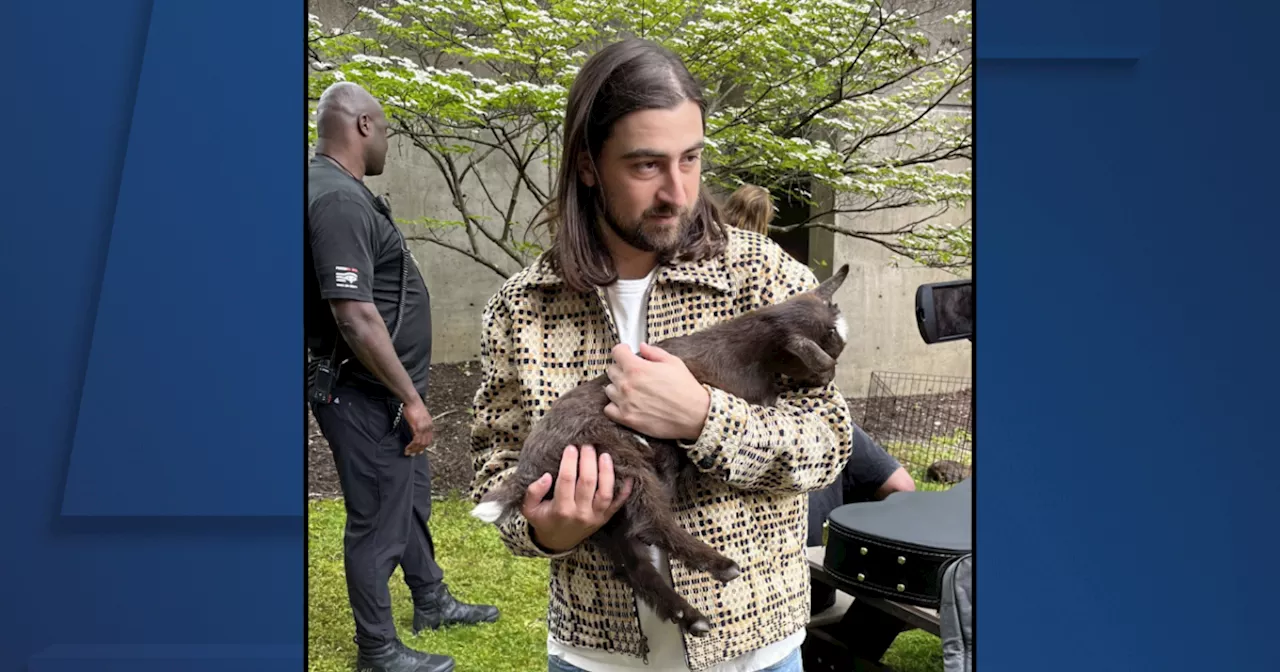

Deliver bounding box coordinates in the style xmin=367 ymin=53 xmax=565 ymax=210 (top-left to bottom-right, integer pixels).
xmin=473 ymin=264 xmax=851 ymax=635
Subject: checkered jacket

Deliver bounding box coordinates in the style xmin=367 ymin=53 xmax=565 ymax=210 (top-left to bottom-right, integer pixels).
xmin=468 ymin=227 xmax=855 ymax=670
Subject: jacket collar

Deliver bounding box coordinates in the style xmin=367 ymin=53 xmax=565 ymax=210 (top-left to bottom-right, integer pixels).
xmin=522 ymin=247 xmax=733 ymax=294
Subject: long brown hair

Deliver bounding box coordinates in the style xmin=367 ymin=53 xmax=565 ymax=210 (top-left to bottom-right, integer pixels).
xmin=721 ymin=184 xmax=775 ymax=235
xmin=541 ymin=39 xmax=727 ymax=293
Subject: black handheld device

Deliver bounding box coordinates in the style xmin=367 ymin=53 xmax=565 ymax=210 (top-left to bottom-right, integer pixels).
xmin=308 ymin=356 xmax=340 ymax=405
xmin=915 ymin=279 xmax=973 ymax=344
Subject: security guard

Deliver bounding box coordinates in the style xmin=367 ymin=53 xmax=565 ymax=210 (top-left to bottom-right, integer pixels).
xmin=306 ymin=81 xmax=498 ymax=672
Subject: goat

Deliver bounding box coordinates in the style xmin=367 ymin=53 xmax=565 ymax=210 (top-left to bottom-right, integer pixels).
xmin=473 ymin=264 xmax=851 ymax=635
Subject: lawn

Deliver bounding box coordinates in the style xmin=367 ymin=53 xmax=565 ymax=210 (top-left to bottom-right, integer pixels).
xmin=309 ymin=497 xmax=943 ymax=672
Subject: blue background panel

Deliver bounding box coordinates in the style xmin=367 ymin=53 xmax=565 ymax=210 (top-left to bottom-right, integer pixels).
xmin=977 ymin=0 xmax=1279 ymax=670
xmin=2 ymin=0 xmax=1279 ymax=670
xmin=2 ymin=0 xmax=303 ymax=669
xmin=979 ymin=0 xmax=1160 ymax=59
xmin=63 ymin=0 xmax=303 ymax=517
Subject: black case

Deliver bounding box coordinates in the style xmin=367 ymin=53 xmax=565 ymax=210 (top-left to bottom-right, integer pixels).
xmin=823 ymin=478 xmax=971 ymax=608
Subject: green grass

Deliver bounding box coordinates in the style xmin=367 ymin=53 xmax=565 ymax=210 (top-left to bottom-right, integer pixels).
xmin=309 ymin=497 xmax=551 ymax=672
xmin=884 ymin=428 xmax=973 ymax=494
xmin=309 ymin=497 xmax=942 ymax=671
xmin=881 ymin=630 xmax=945 ymax=672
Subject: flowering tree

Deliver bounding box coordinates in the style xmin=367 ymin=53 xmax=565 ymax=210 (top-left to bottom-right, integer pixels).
xmin=308 ymin=0 xmax=972 ymax=277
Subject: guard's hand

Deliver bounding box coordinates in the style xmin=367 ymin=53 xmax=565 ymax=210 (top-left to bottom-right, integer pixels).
xmin=402 ymin=399 xmax=434 ymax=456
xmin=603 ymin=343 xmax=711 ymax=441
xmin=523 ymin=445 xmax=633 ymax=553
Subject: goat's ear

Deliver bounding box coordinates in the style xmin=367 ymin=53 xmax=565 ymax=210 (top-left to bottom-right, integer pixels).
xmin=784 ymin=335 xmax=835 ymax=374
xmin=814 ymin=264 xmax=850 ymax=302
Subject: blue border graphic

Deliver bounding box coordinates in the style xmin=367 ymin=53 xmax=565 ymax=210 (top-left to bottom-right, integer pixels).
xmin=2 ymin=1 xmax=304 ymax=669
xmin=2 ymin=0 xmax=1278 ymax=670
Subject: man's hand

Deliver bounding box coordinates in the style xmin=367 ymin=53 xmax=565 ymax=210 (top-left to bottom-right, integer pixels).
xmin=330 ymin=299 xmax=425 ymax=444
xmin=523 ymin=445 xmax=633 ymax=554
xmin=402 ymin=399 xmax=434 ymax=456
xmin=603 ymin=343 xmax=711 ymax=441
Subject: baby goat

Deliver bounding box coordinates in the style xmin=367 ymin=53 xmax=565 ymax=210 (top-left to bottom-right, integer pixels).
xmin=473 ymin=264 xmax=850 ymax=635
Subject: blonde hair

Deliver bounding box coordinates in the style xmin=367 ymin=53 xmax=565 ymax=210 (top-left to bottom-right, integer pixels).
xmin=721 ymin=184 xmax=774 ymax=235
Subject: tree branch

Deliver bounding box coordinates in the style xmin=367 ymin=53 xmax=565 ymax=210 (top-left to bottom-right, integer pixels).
xmin=842 ymin=68 xmax=972 ymax=161
xmin=404 ymin=232 xmax=511 ymax=279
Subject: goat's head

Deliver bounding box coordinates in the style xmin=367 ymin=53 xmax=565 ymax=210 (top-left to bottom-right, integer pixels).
xmin=765 ymin=264 xmax=851 ymax=387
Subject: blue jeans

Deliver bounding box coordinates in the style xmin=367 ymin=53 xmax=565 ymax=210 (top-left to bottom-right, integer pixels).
xmin=547 ymin=647 xmax=803 ymax=672
xmin=758 ymin=648 xmax=804 ymax=672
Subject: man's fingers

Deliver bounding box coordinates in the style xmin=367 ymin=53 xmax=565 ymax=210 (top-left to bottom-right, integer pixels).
xmin=575 ymin=444 xmax=598 ymax=507
xmin=405 ymin=432 xmax=428 ymax=456
xmin=611 ymin=344 xmax=641 ymax=367
xmin=553 ymin=446 xmax=579 ymax=506
xmin=603 ymin=403 xmax=622 ymax=424
xmin=523 ymin=473 xmax=553 ymax=513
xmin=637 ymin=342 xmax=672 ymax=362
xmin=606 ymin=477 xmax=635 ymax=516
xmin=594 ymin=452 xmax=616 ymax=512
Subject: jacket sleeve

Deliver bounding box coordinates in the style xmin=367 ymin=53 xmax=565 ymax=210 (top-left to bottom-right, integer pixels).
xmin=677 ymin=253 xmax=855 ymax=494
xmin=468 ymin=292 xmax=575 ymax=560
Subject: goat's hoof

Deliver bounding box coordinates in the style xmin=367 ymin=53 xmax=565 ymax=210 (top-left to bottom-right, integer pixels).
xmin=688 ymin=618 xmax=712 ymax=636
xmin=712 ymin=563 xmax=742 ymax=583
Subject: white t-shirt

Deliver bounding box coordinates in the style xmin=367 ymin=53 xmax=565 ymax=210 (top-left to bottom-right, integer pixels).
xmin=547 ymin=268 xmax=805 ymax=671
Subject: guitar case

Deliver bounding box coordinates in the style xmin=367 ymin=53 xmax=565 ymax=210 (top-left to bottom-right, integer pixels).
xmin=823 ymin=477 xmax=972 ymax=609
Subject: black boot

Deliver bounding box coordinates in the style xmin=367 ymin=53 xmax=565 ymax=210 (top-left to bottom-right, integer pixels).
xmin=355 ymin=639 xmax=454 ymax=672
xmin=412 ymin=583 xmax=500 ymax=633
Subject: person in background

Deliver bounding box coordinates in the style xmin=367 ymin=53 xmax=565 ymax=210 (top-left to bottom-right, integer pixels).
xmin=720 ymin=183 xmax=774 ymax=236
xmin=469 ymin=39 xmax=855 ymax=672
xmin=306 ymin=80 xmax=497 ymax=672
xmin=806 ymin=424 xmax=917 ymax=667
xmin=806 ymin=424 xmax=916 ymax=614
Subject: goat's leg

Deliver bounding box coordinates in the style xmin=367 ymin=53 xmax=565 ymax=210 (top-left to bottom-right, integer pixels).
xmin=638 ymin=443 xmax=742 ymax=583
xmin=592 ymin=521 xmax=634 ymax=583
xmin=632 ymin=512 xmax=742 ymax=584
xmin=620 ymin=472 xmax=741 ymax=583
xmin=607 ymin=525 xmax=712 ymax=636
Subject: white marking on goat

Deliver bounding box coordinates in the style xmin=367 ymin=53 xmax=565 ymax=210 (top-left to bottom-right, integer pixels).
xmin=632 ymin=434 xmax=649 ymax=447
xmin=835 ymin=314 xmax=848 ymax=343
xmin=471 ymin=501 xmax=502 ymax=523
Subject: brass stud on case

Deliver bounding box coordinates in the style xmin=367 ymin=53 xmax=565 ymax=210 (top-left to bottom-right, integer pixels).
xmin=896 ymin=583 xmax=906 ymax=592
xmin=857 ymin=573 xmax=865 ymax=582
xmin=859 ymin=547 xmax=868 ymax=555
xmin=897 ymin=556 xmax=906 ymax=565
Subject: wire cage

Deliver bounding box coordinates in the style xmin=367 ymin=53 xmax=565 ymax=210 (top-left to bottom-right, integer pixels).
xmin=858 ymin=371 xmax=973 ymax=490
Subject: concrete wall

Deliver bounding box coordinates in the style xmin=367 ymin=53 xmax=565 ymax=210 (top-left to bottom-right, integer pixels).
xmin=309 ymin=0 xmax=972 ymax=396
xmin=358 ymin=136 xmax=553 ymax=364
xmin=826 ymin=200 xmax=972 ymax=397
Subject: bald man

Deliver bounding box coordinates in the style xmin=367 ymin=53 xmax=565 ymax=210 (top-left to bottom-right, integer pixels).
xmin=306 ymin=82 xmax=495 ymax=672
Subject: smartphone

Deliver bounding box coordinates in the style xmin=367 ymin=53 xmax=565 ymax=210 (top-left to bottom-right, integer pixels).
xmin=915 ymin=279 xmax=973 ymax=344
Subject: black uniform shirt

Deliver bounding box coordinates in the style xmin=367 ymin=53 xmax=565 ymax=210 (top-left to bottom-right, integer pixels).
xmin=304 ymin=155 xmax=432 ymax=397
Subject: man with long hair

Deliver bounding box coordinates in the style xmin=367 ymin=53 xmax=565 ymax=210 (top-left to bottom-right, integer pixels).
xmin=470 ymin=40 xmax=855 ymax=672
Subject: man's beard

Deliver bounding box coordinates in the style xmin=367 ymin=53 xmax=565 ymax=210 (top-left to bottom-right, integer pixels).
xmin=600 ymin=199 xmax=694 ymax=256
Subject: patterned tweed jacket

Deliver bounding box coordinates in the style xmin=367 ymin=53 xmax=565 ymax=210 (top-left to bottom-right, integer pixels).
xmin=468 ymin=227 xmax=855 ymax=671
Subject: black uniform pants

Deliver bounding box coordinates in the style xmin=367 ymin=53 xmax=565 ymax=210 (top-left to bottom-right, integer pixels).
xmin=311 ymin=382 xmax=444 ymax=650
